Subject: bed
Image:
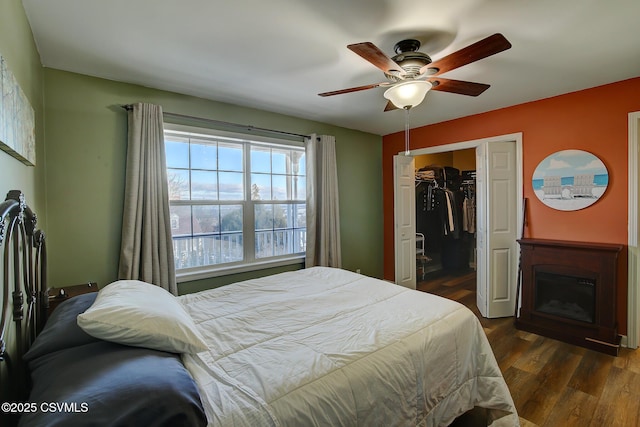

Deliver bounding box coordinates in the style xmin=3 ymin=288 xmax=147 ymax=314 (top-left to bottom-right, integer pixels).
xmin=1 ymin=191 xmax=518 ymax=426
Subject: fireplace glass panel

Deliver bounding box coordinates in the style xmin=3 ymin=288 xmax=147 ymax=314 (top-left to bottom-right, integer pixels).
xmin=534 ymin=271 xmax=595 ymax=323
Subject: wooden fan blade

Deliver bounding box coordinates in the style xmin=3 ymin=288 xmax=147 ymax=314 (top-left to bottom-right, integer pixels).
xmin=421 ymin=33 xmax=511 ymax=76
xmin=384 ymin=100 xmax=399 ymax=112
xmin=348 ymin=42 xmax=406 ymax=76
xmin=318 ymin=82 xmax=389 ymax=97
xmin=428 ymin=78 xmax=490 ymax=97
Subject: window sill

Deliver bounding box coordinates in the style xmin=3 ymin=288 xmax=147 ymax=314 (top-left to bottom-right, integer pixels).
xmin=175 ymin=255 xmax=305 ymax=283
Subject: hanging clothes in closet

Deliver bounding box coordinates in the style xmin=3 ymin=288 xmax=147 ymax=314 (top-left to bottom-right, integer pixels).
xmin=461 ymin=170 xmax=476 ymax=235
xmin=415 ymin=165 xmax=444 ymax=253
xmin=441 ymin=166 xmax=466 ymax=270
xmin=415 ymin=165 xmax=469 ymax=272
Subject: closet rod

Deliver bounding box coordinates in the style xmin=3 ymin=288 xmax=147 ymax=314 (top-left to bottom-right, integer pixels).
xmin=120 ymin=105 xmax=308 ymax=140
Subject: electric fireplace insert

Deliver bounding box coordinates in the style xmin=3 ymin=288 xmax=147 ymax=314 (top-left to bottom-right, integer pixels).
xmin=534 ymin=271 xmax=595 ymax=324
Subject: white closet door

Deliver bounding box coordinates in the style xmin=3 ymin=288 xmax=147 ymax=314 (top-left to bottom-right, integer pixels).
xmin=476 ymin=141 xmax=518 ymax=317
xmin=394 ymin=155 xmax=416 ymax=289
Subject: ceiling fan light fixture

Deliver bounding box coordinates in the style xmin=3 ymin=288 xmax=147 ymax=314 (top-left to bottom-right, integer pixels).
xmin=384 ymin=80 xmax=433 ymax=109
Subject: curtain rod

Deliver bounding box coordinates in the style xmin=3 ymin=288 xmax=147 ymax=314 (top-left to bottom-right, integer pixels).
xmin=120 ymin=105 xmax=308 ymax=140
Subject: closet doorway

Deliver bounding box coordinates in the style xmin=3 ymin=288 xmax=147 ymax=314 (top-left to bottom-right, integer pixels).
xmin=414 ymin=149 xmax=477 ymax=281
xmin=393 ymin=133 xmax=523 ymax=318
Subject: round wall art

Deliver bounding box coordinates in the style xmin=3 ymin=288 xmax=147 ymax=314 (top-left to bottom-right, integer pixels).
xmin=532 ymin=149 xmax=608 ymax=211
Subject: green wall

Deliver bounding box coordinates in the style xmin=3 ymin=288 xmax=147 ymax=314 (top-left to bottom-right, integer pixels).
xmin=0 ymin=0 xmax=45 ymax=403
xmin=43 ymin=69 xmax=384 ymax=294
xmin=0 ymin=0 xmax=45 ymax=211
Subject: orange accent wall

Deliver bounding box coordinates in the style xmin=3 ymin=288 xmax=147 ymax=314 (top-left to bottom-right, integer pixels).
xmin=382 ymin=77 xmax=640 ymax=333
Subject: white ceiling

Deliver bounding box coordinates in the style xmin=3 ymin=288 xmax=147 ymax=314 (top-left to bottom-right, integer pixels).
xmin=22 ymin=0 xmax=640 ymax=136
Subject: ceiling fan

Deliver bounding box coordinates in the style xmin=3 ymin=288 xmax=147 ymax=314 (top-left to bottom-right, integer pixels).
xmin=318 ymin=33 xmax=512 ymax=111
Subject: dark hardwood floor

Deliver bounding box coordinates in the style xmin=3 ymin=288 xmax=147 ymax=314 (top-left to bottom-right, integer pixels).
xmin=418 ymin=270 xmax=640 ymax=427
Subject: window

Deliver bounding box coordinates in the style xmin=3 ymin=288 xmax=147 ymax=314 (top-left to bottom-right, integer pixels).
xmin=164 ymin=125 xmax=306 ymax=279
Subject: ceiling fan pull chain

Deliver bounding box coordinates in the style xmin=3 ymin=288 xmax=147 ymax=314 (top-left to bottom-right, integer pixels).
xmin=404 ymin=107 xmax=411 ymax=156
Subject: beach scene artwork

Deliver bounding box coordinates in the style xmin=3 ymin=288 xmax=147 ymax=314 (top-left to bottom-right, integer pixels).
xmin=532 ymin=149 xmax=608 ymax=211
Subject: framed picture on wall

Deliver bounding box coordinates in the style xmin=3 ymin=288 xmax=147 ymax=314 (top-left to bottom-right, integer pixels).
xmin=532 ymin=149 xmax=608 ymax=211
xmin=0 ymin=54 xmax=36 ymax=166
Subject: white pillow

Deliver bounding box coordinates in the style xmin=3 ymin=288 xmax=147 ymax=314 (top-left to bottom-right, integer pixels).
xmin=77 ymin=280 xmax=208 ymax=354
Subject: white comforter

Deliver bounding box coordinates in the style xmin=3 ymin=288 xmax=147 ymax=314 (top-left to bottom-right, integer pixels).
xmin=180 ymin=267 xmax=518 ymax=427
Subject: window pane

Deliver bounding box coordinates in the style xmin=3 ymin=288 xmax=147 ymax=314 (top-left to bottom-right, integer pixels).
xmin=251 ymin=173 xmax=271 ymax=200
xmin=167 ymin=169 xmax=190 ymax=200
xmin=173 ymin=236 xmax=219 ymax=269
xmin=274 ymin=204 xmax=293 ymax=229
xmin=220 ymin=205 xmax=243 ymax=233
xmin=219 ymin=233 xmax=243 ymax=263
xmin=255 ymin=203 xmax=304 ymax=259
xmin=191 ymin=170 xmax=218 ymax=200
xmin=255 ymin=204 xmax=273 ymax=231
xmin=294 ymin=229 xmax=307 ymax=253
xmin=295 ymin=176 xmax=305 ymax=200
xmin=192 ymin=205 xmax=219 ymax=235
xmin=271 ymin=149 xmax=287 ymax=174
xmin=296 ymin=153 xmax=306 ymax=175
xmin=219 ymin=172 xmax=244 ymax=200
xmin=165 ymin=138 xmax=189 ymax=169
xmin=191 ymin=140 xmax=217 ymax=170
xmin=251 ymin=146 xmax=271 ymax=173
xmin=172 ymin=226 xmax=244 ymax=267
xmin=218 ymin=143 xmax=243 ymax=171
xmin=169 ymin=205 xmax=192 ymax=236
xmin=172 ymin=237 xmax=193 ymax=269
xmin=294 ymin=203 xmax=306 ymax=228
xmin=200 ymin=236 xmax=221 ymax=266
xmin=255 ymin=230 xmax=273 ymax=259
xmin=271 ymin=229 xmax=289 ymax=256
xmin=272 ymin=175 xmax=287 ymax=200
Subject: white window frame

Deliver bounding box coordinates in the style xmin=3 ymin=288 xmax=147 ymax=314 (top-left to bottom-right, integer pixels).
xmin=164 ymin=123 xmax=306 ymax=283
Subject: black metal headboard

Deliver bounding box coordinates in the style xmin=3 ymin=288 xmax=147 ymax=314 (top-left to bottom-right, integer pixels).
xmin=0 ymin=190 xmax=47 ymax=404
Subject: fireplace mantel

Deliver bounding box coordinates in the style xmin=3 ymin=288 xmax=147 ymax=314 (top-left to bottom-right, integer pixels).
xmin=516 ymin=238 xmax=623 ymax=355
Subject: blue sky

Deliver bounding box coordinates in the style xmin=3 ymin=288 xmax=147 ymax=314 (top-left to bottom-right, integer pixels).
xmin=532 ymin=149 xmax=607 ymax=180
xmin=165 ymin=136 xmax=305 ymax=201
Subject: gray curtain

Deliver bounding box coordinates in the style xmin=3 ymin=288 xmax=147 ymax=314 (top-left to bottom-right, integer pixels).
xmin=305 ymin=134 xmax=342 ymax=268
xmin=118 ymin=103 xmax=177 ymax=294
